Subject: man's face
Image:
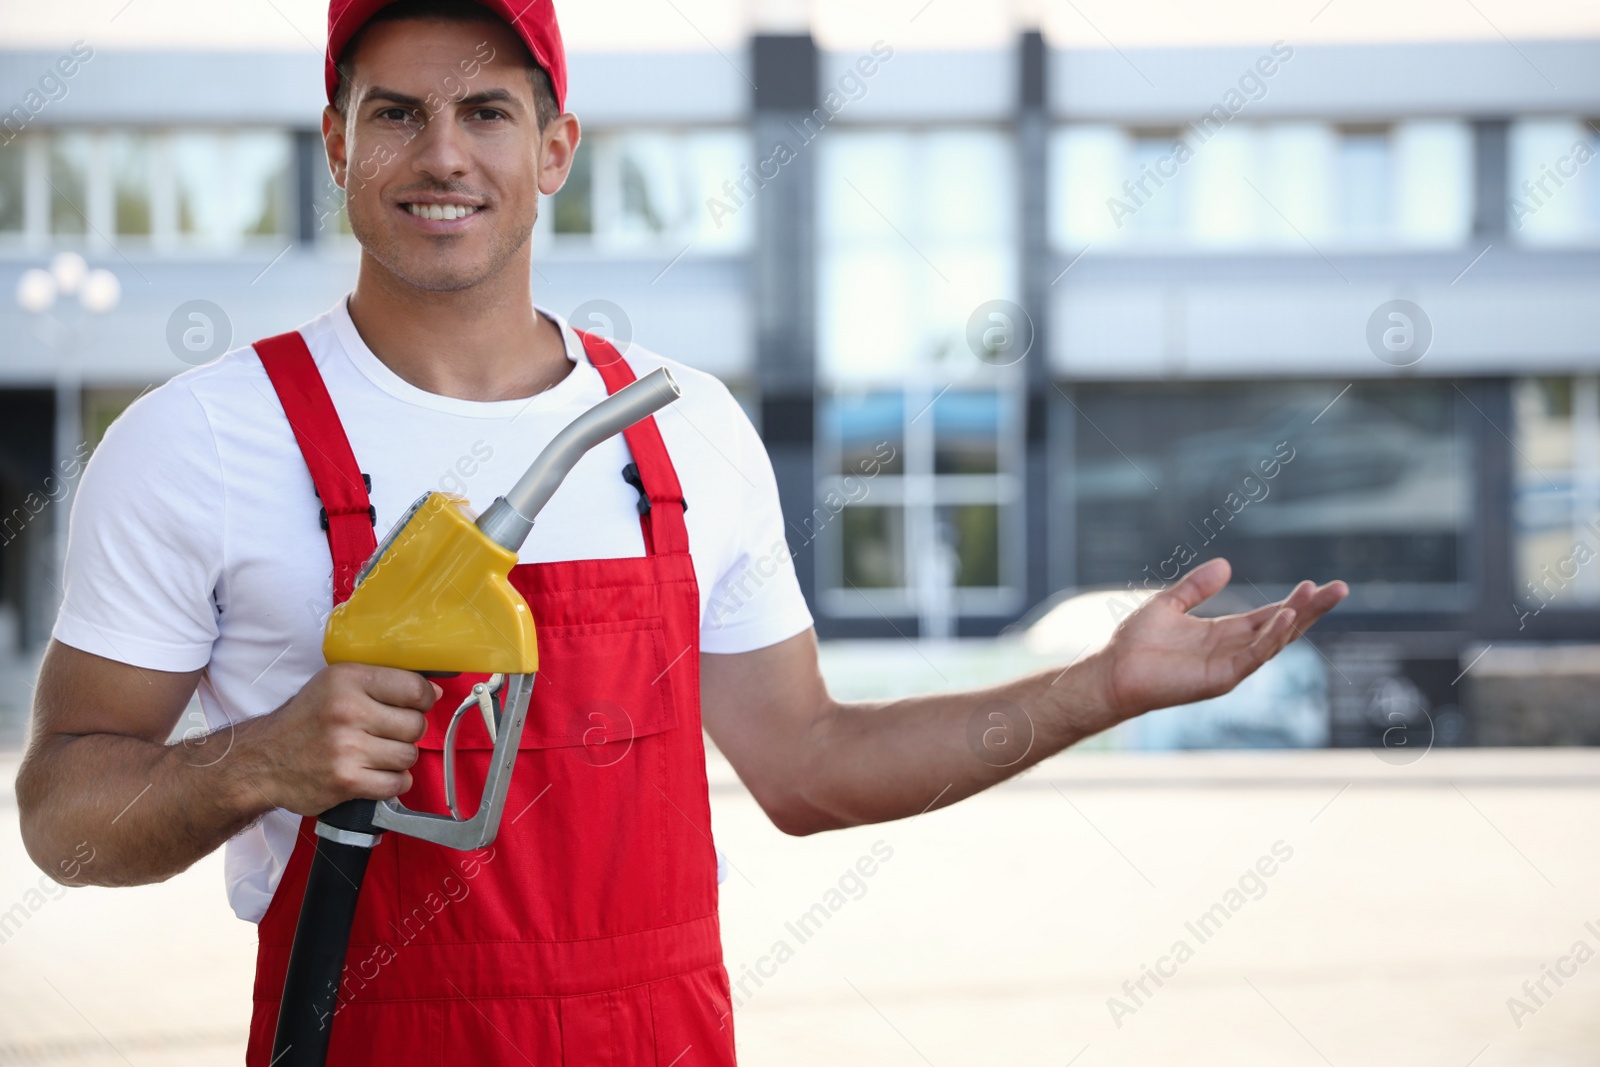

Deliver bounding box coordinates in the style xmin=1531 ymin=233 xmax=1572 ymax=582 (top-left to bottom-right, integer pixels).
xmin=323 ymin=17 xmax=578 ymax=292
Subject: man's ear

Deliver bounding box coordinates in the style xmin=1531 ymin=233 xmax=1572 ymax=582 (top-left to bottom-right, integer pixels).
xmin=538 ymin=113 xmax=581 ymax=197
xmin=322 ymin=104 xmax=349 ymax=191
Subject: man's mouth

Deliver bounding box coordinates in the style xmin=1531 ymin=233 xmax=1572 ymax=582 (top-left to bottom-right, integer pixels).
xmin=403 ymin=202 xmax=481 ymax=221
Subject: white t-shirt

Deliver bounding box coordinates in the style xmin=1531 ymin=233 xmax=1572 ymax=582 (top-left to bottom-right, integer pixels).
xmin=52 ymin=295 xmax=812 ymax=923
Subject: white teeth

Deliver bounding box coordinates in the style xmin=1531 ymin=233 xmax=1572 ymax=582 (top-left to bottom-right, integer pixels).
xmin=406 ymin=203 xmax=477 ymax=221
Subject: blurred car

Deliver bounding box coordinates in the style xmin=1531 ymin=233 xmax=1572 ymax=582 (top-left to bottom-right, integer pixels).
xmin=817 ymin=587 xmax=1329 ymax=751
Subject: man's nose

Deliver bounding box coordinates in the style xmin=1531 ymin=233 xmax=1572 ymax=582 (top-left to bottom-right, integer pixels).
xmin=408 ymin=112 xmax=473 ymax=182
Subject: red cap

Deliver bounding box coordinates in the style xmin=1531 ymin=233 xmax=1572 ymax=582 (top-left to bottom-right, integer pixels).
xmin=326 ymin=0 xmax=567 ymax=112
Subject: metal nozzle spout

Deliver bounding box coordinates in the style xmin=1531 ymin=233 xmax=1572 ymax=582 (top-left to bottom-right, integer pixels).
xmin=475 ymin=367 xmax=681 ymax=552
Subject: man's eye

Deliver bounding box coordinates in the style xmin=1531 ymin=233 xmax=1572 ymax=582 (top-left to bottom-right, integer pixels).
xmin=472 ymin=108 xmax=506 ymax=122
xmin=377 ymin=108 xmax=417 ymax=123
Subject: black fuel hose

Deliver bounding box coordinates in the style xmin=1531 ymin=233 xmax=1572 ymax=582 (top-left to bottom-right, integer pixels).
xmin=270 ymin=798 xmax=381 ymax=1067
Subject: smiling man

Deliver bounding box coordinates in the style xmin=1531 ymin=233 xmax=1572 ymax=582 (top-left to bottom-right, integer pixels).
xmin=15 ymin=2 xmax=1347 ymax=1064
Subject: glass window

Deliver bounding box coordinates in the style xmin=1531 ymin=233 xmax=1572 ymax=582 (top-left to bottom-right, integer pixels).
xmin=1337 ymin=125 xmax=1392 ymax=237
xmin=921 ymin=129 xmax=1014 ymax=243
xmin=1049 ymin=123 xmax=1125 ymax=247
xmin=682 ymin=130 xmax=749 ymax=248
xmin=817 ymin=127 xmax=1016 ymax=385
xmin=614 ymin=132 xmax=677 ymax=239
xmin=550 ymin=128 xmax=751 ymax=250
xmin=173 ymin=132 xmax=225 ymax=239
xmin=49 ymin=131 xmax=92 ymax=237
xmin=236 ymin=130 xmax=289 ymax=236
xmin=828 ymin=391 xmax=905 ymax=476
xmin=1512 ymin=376 xmax=1600 ymax=609
xmin=1509 ymin=118 xmax=1600 ymax=245
xmin=108 ymin=131 xmax=151 ymax=236
xmin=173 ymin=129 xmax=290 ymax=244
xmin=0 ymin=138 xmax=22 ymax=234
xmin=938 ymin=503 xmax=1000 ymax=587
xmin=841 ymin=506 xmax=905 ymax=589
xmin=1050 ymin=124 xmax=1207 ymax=247
xmin=1590 ymin=119 xmax=1600 ymax=232
xmin=1053 ymin=120 xmax=1474 ymax=251
xmin=1393 ymin=120 xmax=1472 ymax=246
xmin=1125 ymin=129 xmax=1185 ymax=237
xmin=1070 ymin=381 xmax=1471 ymax=609
xmin=819 ymin=245 xmax=918 ymax=380
xmin=820 ymin=386 xmax=1022 ymax=621
xmin=8 ymin=127 xmax=305 ymax=248
xmin=1185 ymin=123 xmax=1258 ymax=246
xmin=1259 ymin=122 xmax=1336 ymax=245
xmin=815 ymin=126 xmax=1022 ymax=624
xmin=933 ymin=390 xmax=999 ymax=475
xmin=314 ymin=172 xmax=354 ymax=240
xmin=551 ymin=138 xmax=591 ymax=235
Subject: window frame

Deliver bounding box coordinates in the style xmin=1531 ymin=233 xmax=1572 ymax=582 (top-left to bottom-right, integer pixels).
xmin=0 ymin=126 xmax=296 ymax=254
xmin=1512 ymin=373 xmax=1600 ymax=610
xmin=816 ymin=383 xmax=1028 ymax=620
xmin=531 ymin=123 xmax=756 ymax=254
xmin=811 ymin=121 xmax=1027 ymax=623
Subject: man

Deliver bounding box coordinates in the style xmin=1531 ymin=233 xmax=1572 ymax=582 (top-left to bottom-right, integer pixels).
xmin=15 ymin=0 xmax=1348 ymax=1063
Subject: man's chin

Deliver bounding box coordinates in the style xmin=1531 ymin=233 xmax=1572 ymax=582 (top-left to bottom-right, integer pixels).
xmin=362 ymin=240 xmax=499 ymax=293
xmin=388 ymin=264 xmax=492 ymax=293
xmin=352 ymin=217 xmax=532 ymax=295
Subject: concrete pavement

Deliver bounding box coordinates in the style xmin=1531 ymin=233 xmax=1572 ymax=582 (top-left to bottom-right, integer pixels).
xmin=3 ymin=746 xmax=1599 ymax=1065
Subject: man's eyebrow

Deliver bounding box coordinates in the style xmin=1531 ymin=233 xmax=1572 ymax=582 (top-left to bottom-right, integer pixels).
xmin=364 ymin=86 xmax=427 ymax=108
xmin=362 ymin=85 xmax=523 ymax=110
xmin=458 ymin=88 xmax=520 ymax=108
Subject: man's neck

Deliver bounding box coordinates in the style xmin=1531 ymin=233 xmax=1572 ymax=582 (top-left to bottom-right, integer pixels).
xmin=345 ymin=255 xmax=572 ymax=402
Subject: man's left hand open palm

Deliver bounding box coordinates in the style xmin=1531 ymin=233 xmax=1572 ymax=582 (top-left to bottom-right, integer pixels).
xmin=1095 ymin=558 xmax=1349 ymax=720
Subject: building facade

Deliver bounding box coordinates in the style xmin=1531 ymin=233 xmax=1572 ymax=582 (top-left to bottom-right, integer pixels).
xmin=1 ymin=34 xmax=1597 ymax=744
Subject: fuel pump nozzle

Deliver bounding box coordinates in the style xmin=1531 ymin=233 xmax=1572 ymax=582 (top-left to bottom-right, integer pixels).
xmin=318 ymin=365 xmax=681 ymax=849
xmin=272 ymin=367 xmax=680 ymax=1067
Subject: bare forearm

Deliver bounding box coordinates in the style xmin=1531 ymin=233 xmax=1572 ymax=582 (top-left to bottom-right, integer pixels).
xmin=711 ymin=568 xmax=1347 ymax=839
xmin=17 ymin=723 xmax=274 ymax=888
xmin=789 ymin=653 xmax=1118 ymax=833
xmin=20 ymin=643 xmax=438 ymax=888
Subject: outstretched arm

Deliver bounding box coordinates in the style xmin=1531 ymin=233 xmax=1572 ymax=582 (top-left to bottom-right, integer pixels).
xmin=700 ymin=558 xmax=1347 ymax=836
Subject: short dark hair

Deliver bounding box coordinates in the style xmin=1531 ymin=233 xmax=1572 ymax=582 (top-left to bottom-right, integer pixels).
xmin=331 ymin=0 xmax=559 ymax=129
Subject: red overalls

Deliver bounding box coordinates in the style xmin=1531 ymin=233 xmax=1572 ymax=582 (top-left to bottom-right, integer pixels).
xmin=243 ymin=328 xmax=736 ymax=1065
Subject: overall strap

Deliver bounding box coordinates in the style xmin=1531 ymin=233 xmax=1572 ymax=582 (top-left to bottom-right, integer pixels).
xmin=254 ymin=330 xmax=377 ymax=604
xmin=577 ymin=331 xmax=689 ymax=556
